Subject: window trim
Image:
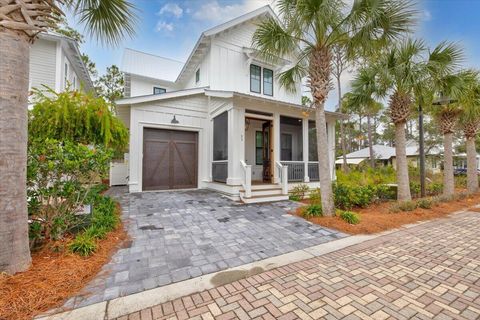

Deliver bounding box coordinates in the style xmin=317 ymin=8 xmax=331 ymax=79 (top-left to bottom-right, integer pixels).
xmin=263 ymin=67 xmax=273 ymax=96
xmin=195 ymin=69 xmax=200 ymax=84
xmin=250 ymin=64 xmax=261 ymax=94
xmin=153 ymin=87 xmax=166 ymax=95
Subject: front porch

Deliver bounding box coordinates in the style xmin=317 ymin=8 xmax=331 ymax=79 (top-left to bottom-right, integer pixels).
xmin=206 ymin=95 xmax=336 ymax=202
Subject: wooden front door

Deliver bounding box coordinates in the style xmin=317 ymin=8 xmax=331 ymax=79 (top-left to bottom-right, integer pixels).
xmin=262 ymin=121 xmax=272 ymax=182
xmin=142 ymin=128 xmax=198 ymax=191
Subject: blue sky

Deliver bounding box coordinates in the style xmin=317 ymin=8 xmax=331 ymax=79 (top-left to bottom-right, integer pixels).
xmin=73 ymin=0 xmax=480 ymax=110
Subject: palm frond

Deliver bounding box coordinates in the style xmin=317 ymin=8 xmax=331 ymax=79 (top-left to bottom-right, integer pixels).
xmin=65 ymin=0 xmax=138 ymax=46
xmin=278 ymin=63 xmax=308 ymax=93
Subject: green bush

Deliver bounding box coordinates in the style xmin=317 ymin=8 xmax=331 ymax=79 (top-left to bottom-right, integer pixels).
xmin=69 ymin=233 xmax=97 ymax=256
xmin=390 ymin=200 xmax=417 ymax=212
xmin=85 ymin=225 xmax=109 ymax=239
xmin=333 ymin=183 xmax=375 ymax=210
xmin=309 ymin=188 xmax=321 ymax=204
xmin=427 ymin=182 xmax=443 ymax=196
xmin=290 ymin=184 xmax=310 ymax=201
xmin=336 ymin=166 xmax=396 ymax=187
xmin=289 ymin=195 xmax=301 ymax=201
xmin=339 ymin=211 xmax=360 ymax=224
xmin=303 ymin=204 xmax=323 ymax=218
xmin=375 ymin=184 xmax=397 ymax=200
xmin=409 ymin=181 xmax=421 ymax=198
xmin=455 ymin=175 xmax=467 ymax=188
xmin=417 ymin=198 xmax=433 ymax=209
xmin=91 ymin=196 xmax=119 ymax=231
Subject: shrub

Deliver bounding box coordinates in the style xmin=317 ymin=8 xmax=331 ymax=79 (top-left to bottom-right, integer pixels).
xmin=392 ymin=200 xmax=417 ymax=212
xmin=455 ymin=175 xmax=467 ymax=188
xmin=27 ymin=139 xmax=112 ymax=246
xmin=339 ymin=211 xmax=360 ymax=224
xmin=91 ymin=196 xmax=119 ymax=231
xmin=290 ymin=184 xmax=310 ymax=201
xmin=309 ymin=188 xmax=321 ymax=204
xmin=409 ymin=181 xmax=421 ymax=198
xmin=375 ymin=184 xmax=397 ymax=200
xmin=69 ymin=233 xmax=97 ymax=256
xmin=427 ymin=182 xmax=443 ymax=196
xmin=417 ymin=198 xmax=433 ymax=209
xmin=289 ymin=195 xmax=301 ymax=201
xmin=303 ymin=204 xmax=323 ymax=218
xmin=85 ymin=225 xmax=108 ymax=239
xmin=333 ymin=183 xmax=375 ymax=210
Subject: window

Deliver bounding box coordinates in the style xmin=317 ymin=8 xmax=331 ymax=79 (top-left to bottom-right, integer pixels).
xmin=255 ymin=131 xmax=264 ymax=165
xmin=281 ymin=133 xmax=293 ymax=161
xmin=250 ymin=64 xmax=261 ymax=93
xmin=263 ymin=68 xmax=273 ymax=96
xmin=153 ymin=87 xmax=166 ymax=95
xmin=195 ymin=69 xmax=200 ymax=84
xmin=64 ymin=63 xmax=68 ymax=88
xmin=213 ymin=112 xmax=228 ymax=161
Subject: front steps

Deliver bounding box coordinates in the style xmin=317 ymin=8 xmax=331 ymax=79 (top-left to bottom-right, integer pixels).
xmin=240 ymin=184 xmax=289 ymax=204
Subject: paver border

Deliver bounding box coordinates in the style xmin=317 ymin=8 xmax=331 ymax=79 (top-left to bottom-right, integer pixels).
xmin=36 ymin=209 xmax=469 ymax=320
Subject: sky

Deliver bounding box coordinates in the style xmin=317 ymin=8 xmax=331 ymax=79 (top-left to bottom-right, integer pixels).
xmin=72 ymin=0 xmax=480 ymax=111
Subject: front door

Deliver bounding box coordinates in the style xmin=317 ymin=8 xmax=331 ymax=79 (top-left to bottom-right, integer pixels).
xmin=262 ymin=121 xmax=272 ymax=182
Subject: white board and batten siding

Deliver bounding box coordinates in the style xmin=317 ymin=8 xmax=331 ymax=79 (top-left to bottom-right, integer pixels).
xmin=128 ymin=95 xmax=210 ymax=192
xmin=29 ymin=39 xmax=57 ymax=92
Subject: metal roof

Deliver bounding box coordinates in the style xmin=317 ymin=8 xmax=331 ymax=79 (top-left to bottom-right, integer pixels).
xmin=121 ymin=48 xmax=184 ymax=82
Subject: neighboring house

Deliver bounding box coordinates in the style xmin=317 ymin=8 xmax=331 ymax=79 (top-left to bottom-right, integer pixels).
xmin=336 ymin=144 xmax=443 ymax=174
xmin=114 ymin=6 xmax=345 ymax=203
xmin=29 ymin=32 xmax=93 ymax=101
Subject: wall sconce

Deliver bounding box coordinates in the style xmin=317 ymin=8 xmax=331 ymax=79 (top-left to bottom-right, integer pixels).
xmin=171 ymin=115 xmax=179 ymax=124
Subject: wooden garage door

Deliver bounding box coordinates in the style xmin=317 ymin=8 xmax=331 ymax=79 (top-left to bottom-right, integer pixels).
xmin=142 ymin=128 xmax=198 ymax=190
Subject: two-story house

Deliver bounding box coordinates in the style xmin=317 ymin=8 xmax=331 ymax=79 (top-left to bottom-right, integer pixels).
xmin=29 ymin=31 xmax=93 ymax=100
xmin=114 ymin=5 xmax=344 ymax=203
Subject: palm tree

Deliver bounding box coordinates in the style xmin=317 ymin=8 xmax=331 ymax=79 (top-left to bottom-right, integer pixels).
xmin=458 ymin=74 xmax=480 ymax=193
xmin=252 ymin=0 xmax=416 ymax=215
xmin=0 ymin=0 xmax=137 ymax=274
xmin=349 ymin=68 xmax=383 ymax=168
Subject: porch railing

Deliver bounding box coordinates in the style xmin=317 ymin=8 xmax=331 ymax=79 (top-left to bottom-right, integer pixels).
xmin=308 ymin=162 xmax=320 ymax=181
xmin=276 ymin=161 xmax=288 ymax=195
xmin=240 ymin=160 xmax=252 ymax=198
xmin=212 ymin=160 xmax=228 ymax=183
xmin=280 ymin=161 xmax=304 ymax=182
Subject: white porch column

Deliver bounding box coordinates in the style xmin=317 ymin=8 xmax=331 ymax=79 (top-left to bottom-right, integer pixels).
xmin=302 ymin=118 xmax=310 ymax=182
xmin=226 ymin=107 xmax=244 ymax=185
xmin=273 ymin=113 xmax=281 ymax=183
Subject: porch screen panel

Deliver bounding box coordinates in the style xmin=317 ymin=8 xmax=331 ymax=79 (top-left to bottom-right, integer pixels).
xmin=280 ymin=116 xmax=303 ymax=181
xmin=212 ymin=112 xmax=228 ymax=182
xmin=213 ymin=112 xmax=228 ymax=160
xmin=308 ymin=120 xmax=318 ymax=161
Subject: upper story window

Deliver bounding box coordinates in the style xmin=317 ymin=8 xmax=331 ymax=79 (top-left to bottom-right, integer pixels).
xmin=153 ymin=87 xmax=166 ymax=95
xmin=195 ymin=69 xmax=200 ymax=84
xmin=263 ymin=68 xmax=273 ymax=96
xmin=250 ymin=64 xmax=273 ymax=96
xmin=250 ymin=64 xmax=261 ymax=93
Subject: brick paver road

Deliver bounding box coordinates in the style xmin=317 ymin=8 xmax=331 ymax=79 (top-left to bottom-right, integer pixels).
xmin=117 ymin=212 xmax=480 ymax=320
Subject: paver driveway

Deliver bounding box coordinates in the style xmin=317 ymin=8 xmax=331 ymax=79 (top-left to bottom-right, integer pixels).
xmin=117 ymin=211 xmax=480 ymax=320
xmin=67 ymin=188 xmax=345 ymax=308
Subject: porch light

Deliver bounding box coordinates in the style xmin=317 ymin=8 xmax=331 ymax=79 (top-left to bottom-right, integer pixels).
xmin=171 ymin=115 xmax=179 ymax=124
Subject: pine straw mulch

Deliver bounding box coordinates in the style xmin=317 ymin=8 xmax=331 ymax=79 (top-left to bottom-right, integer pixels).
xmin=291 ymin=192 xmax=480 ymax=235
xmin=0 ymin=208 xmax=128 ymax=320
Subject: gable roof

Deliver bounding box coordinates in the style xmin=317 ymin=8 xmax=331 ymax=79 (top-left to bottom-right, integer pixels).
xmin=343 ymin=145 xmax=397 ymax=160
xmin=121 ymin=48 xmax=184 ymax=82
xmin=175 ymin=5 xmax=278 ymax=83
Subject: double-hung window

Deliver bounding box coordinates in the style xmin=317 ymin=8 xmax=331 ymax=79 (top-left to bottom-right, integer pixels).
xmin=263 ymin=68 xmax=273 ymax=96
xmin=250 ymin=64 xmax=261 ymax=93
xmin=250 ymin=64 xmax=273 ymax=96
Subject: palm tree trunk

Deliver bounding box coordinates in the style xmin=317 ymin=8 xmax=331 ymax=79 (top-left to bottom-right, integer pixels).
xmin=395 ymin=122 xmax=411 ymax=201
xmin=0 ymin=31 xmax=32 ymax=273
xmin=443 ymin=132 xmax=455 ymax=196
xmin=315 ymin=105 xmax=335 ymax=216
xmin=367 ymin=114 xmax=375 ymax=168
xmin=466 ymin=137 xmax=478 ymax=193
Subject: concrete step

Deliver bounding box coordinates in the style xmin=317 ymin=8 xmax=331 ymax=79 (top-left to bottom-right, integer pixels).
xmin=239 ymin=188 xmax=283 ymax=196
xmin=239 ymin=193 xmax=289 ymax=204
xmin=250 ymin=184 xmax=281 ymax=190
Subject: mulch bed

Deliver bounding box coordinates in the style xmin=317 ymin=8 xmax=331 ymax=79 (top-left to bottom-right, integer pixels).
xmin=291 ymin=193 xmax=480 ymax=235
xmin=0 ymin=206 xmax=128 ymax=320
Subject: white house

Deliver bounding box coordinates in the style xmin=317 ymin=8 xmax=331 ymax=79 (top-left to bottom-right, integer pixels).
xmin=29 ymin=32 xmax=93 ymax=98
xmin=114 ymin=5 xmax=344 ymax=203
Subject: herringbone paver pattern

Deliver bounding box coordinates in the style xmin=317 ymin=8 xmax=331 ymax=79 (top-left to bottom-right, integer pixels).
xmin=117 ymin=212 xmax=480 ymax=320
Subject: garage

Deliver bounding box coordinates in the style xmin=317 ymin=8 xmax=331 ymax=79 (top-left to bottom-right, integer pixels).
xmin=142 ymin=128 xmax=198 ymax=190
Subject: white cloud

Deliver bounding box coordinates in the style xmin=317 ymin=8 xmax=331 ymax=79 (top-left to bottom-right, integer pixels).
xmin=158 ymin=3 xmax=184 ymax=18
xmin=155 ymin=21 xmax=174 ymax=33
xmin=423 ymin=10 xmax=432 ymax=21
xmin=192 ymin=0 xmax=272 ymax=24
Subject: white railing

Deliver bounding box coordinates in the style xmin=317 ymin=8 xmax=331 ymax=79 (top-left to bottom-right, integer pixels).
xmin=276 ymin=161 xmax=288 ymax=195
xmin=240 ymin=160 xmax=252 ymax=198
